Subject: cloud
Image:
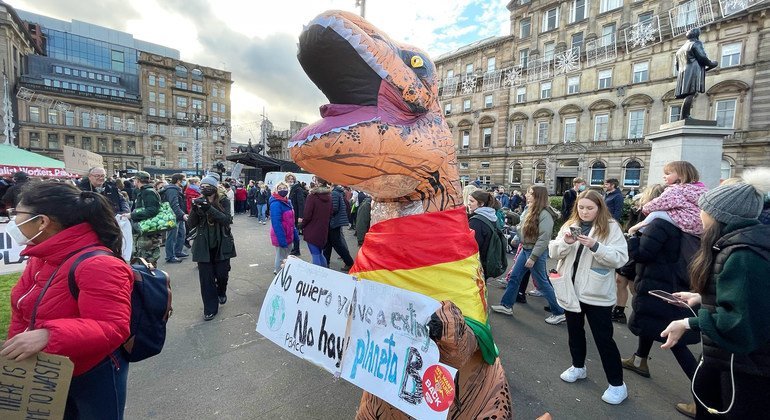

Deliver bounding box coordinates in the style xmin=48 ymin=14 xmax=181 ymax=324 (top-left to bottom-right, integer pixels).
xmin=13 ymin=0 xmax=140 ymax=32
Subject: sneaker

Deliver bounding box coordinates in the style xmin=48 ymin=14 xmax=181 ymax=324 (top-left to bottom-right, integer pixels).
xmin=527 ymin=289 xmax=545 ymax=297
xmin=560 ymin=366 xmax=587 ymax=383
xmin=491 ymin=305 xmax=513 ymax=315
xmin=495 ymin=278 xmax=508 ymax=288
xmin=166 ymin=257 xmax=183 ymax=264
xmin=545 ymin=314 xmax=566 ymax=325
xmin=176 ymin=253 xmax=189 ymax=258
xmin=601 ymin=383 xmax=628 ymax=405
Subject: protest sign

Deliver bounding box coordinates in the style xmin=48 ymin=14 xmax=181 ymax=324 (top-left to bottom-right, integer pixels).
xmin=0 ymin=223 xmax=28 ymax=274
xmin=230 ymin=163 xmax=244 ymax=181
xmin=0 ymin=352 xmax=74 ymax=420
xmin=62 ymin=145 xmax=103 ymax=176
xmin=256 ymin=258 xmax=456 ymax=419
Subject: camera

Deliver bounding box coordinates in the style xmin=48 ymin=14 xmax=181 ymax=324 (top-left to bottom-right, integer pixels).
xmin=192 ymin=197 xmax=208 ymax=207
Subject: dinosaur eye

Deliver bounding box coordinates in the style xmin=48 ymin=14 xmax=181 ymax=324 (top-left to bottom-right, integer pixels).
xmin=410 ymin=55 xmax=424 ymax=68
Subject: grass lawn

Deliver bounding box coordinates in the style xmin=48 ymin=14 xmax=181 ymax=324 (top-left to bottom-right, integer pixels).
xmin=0 ymin=272 xmax=21 ymax=341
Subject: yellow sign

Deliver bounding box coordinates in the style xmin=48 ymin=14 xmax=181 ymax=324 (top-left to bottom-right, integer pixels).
xmin=0 ymin=352 xmax=74 ymax=420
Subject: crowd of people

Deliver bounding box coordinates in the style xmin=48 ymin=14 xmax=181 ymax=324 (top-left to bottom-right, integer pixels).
xmin=1 ymin=158 xmax=769 ymax=418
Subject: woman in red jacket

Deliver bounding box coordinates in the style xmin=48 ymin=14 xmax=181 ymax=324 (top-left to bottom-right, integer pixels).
xmin=0 ymin=182 xmax=133 ymax=419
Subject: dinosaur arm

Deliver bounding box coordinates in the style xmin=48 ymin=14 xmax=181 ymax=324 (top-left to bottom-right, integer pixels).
xmin=430 ymin=301 xmax=478 ymax=369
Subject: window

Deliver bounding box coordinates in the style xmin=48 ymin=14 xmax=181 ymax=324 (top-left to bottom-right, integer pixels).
xmin=149 ymin=91 xmax=156 ymax=102
xmin=192 ymin=99 xmax=203 ymax=110
xmin=465 ymin=63 xmax=474 ymax=75
xmin=179 ymin=157 xmax=188 ymax=168
xmin=479 ymin=175 xmax=491 ymax=185
xmin=571 ymin=0 xmax=587 ymax=23
xmin=192 ymin=84 xmax=203 ymax=93
xmin=154 ymin=157 xmax=166 ymax=167
xmin=159 ymin=124 xmax=168 ymax=135
xmin=175 ymin=65 xmax=188 ymax=78
xmin=510 ymin=162 xmax=522 ymax=184
xmin=81 ymin=112 xmax=91 ymax=128
xmin=600 ymin=0 xmax=621 ymax=13
xmin=512 ymin=123 xmax=524 ymax=146
xmin=598 ymin=69 xmax=612 ymax=89
xmin=460 ymin=162 xmax=470 ymax=169
xmin=568 ymin=76 xmax=580 ymax=94
xmin=191 ymin=68 xmax=204 ymax=81
xmin=669 ymin=106 xmax=681 ymax=123
xmin=444 ymin=103 xmax=452 ymax=115
xmin=47 ymin=109 xmax=58 ymax=124
xmin=721 ymin=42 xmax=742 ymax=68
xmin=638 ymin=11 xmax=654 ymax=23
xmin=543 ymin=7 xmax=559 ymax=32
xmin=113 ymin=139 xmax=122 ymax=153
xmin=715 ymin=99 xmax=737 ymax=128
xmin=446 ymin=70 xmax=454 ymax=79
xmin=623 ymin=160 xmax=642 ymax=187
xmin=65 ymin=111 xmax=74 ymax=126
xmin=98 ymin=138 xmax=108 ymax=153
xmin=534 ymin=162 xmax=546 ymax=183
xmin=519 ymin=49 xmax=529 ymax=68
xmin=148 ymin=123 xmax=158 ymax=135
xmin=628 ymin=109 xmax=646 ymax=139
xmin=215 ymin=145 xmax=224 ymax=156
xmin=65 ymin=135 xmax=75 ymax=146
xmin=220 ymin=104 xmax=225 ymax=113
xmin=520 ymin=18 xmax=531 ymax=38
xmin=564 ymin=117 xmax=578 ymax=143
xmin=113 ymin=116 xmax=121 ymax=130
xmin=176 ymin=96 xmax=188 ymax=108
xmin=212 ymin=87 xmax=218 ymax=97
xmin=97 ymin=114 xmax=107 ymax=129
xmin=461 ymin=130 xmax=470 ymax=148
xmin=487 ymin=57 xmax=496 ymax=72
xmin=594 ymin=114 xmax=609 ymax=141
xmin=127 ymin=141 xmax=136 ymax=154
xmin=484 ymin=94 xmax=493 ymax=108
xmin=480 ymin=161 xmax=490 ymax=168
xmin=175 ymin=80 xmax=188 ymax=90
xmin=111 ymin=50 xmax=124 ymax=72
xmin=82 ymin=136 xmax=92 ymax=150
xmin=720 ymin=159 xmax=732 ymax=180
xmin=152 ymin=139 xmax=163 ymax=151
xmin=540 ymin=81 xmax=552 ymax=99
xmin=178 ymin=142 xmax=188 ymax=152
xmin=633 ymin=62 xmax=649 ymax=83
xmin=544 ymin=42 xmax=555 ymax=61
xmin=516 ymin=87 xmax=527 ymax=103
xmin=149 ymin=107 xmax=156 ymax=116
xmin=212 ymin=102 xmax=218 ymax=112
xmin=126 ymin=118 xmax=135 ymax=132
xmin=463 ymin=99 xmax=471 ymax=112
xmin=602 ymin=23 xmax=616 ymax=47
xmin=482 ymin=127 xmax=492 ymax=148
xmin=29 ymin=132 xmax=40 ymax=148
xmin=590 ymin=161 xmax=606 ymax=185
xmin=29 ymin=106 xmax=40 ymax=123
xmin=158 ymin=93 xmax=166 ymax=104
xmin=47 ymin=134 xmax=59 ymax=149
xmin=571 ymin=32 xmax=584 ymax=54
xmin=158 ymin=76 xmax=166 ymax=88
xmin=537 ymin=122 xmax=549 ymax=145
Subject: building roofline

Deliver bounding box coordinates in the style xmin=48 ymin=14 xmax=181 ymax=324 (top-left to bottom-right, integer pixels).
xmin=0 ymin=1 xmax=44 ymax=55
xmin=435 ymin=35 xmax=514 ymax=63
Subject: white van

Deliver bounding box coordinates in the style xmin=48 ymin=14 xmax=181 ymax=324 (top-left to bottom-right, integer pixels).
xmin=263 ymin=171 xmax=315 ymax=191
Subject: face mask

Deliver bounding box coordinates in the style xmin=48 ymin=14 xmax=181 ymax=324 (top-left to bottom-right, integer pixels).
xmin=181 ymin=180 xmax=187 ymax=187
xmin=278 ymin=190 xmax=289 ymax=197
xmin=201 ymin=186 xmax=217 ymax=196
xmin=7 ymin=216 xmax=42 ymax=246
xmin=578 ymin=185 xmax=586 ymax=192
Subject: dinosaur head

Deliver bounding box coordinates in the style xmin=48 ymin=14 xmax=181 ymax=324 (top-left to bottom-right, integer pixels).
xmin=290 ymin=11 xmax=460 ymax=210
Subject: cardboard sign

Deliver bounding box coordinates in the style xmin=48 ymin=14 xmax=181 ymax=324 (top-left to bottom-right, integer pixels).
xmin=0 ymin=352 xmax=74 ymax=420
xmin=62 ymin=145 xmax=103 ymax=176
xmin=256 ymin=258 xmax=456 ymax=419
xmin=0 ymin=223 xmax=28 ymax=274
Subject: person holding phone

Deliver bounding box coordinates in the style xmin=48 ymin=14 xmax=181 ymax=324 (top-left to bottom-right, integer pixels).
xmin=548 ymin=190 xmax=629 ymax=404
xmin=661 ymin=168 xmax=770 ymax=418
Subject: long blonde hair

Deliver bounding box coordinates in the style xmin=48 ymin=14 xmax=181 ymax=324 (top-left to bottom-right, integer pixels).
xmin=565 ymin=190 xmax=614 ymax=240
xmin=521 ymin=186 xmax=549 ymax=240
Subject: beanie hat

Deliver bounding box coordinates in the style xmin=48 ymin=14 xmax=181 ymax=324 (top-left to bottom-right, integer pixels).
xmin=133 ymin=171 xmax=151 ymax=182
xmin=201 ymin=175 xmax=219 ymax=187
xmin=698 ymin=168 xmax=770 ymax=224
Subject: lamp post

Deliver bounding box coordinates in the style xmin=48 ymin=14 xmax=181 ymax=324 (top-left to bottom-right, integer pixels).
xmin=189 ymin=111 xmax=208 ymax=177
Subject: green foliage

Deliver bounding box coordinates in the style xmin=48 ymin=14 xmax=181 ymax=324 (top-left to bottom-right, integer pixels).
xmin=0 ymin=273 xmax=21 ymax=341
xmin=549 ymin=196 xmax=565 ymax=238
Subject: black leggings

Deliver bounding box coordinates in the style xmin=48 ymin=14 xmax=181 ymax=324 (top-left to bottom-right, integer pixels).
xmin=636 ymin=335 xmax=698 ymax=379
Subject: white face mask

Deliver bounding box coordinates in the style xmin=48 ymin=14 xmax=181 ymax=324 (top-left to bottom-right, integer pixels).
xmin=6 ymin=215 xmax=42 ymax=246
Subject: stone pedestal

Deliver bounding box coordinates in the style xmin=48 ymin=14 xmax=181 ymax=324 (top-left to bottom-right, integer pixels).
xmin=646 ymin=120 xmax=733 ymax=189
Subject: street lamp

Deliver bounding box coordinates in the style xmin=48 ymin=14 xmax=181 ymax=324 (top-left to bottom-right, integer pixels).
xmin=189 ymin=110 xmax=208 ymax=177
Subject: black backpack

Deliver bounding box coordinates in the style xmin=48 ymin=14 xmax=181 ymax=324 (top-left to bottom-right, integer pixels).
xmin=471 ymin=216 xmax=508 ymax=278
xmin=68 ymin=250 xmax=173 ymax=362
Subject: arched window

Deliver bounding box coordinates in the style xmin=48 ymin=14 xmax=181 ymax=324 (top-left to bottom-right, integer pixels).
xmin=175 ymin=65 xmax=188 ymax=78
xmin=533 ymin=161 xmax=546 ymax=184
xmin=191 ymin=68 xmax=204 ymax=81
xmin=510 ymin=162 xmax=522 ymax=185
xmin=590 ymin=161 xmax=606 ymax=186
xmin=623 ymin=160 xmax=642 ymax=187
xmin=720 ymin=159 xmax=732 ymax=181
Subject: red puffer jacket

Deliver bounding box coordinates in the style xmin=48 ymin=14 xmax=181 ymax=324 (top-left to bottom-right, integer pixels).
xmin=8 ymin=222 xmax=133 ymax=376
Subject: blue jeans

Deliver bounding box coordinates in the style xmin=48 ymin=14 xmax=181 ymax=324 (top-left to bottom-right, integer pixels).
xmin=307 ymin=242 xmax=328 ymax=267
xmin=500 ymin=248 xmax=564 ymax=316
xmin=257 ymin=204 xmax=267 ymax=222
xmin=165 ymin=220 xmax=186 ymax=261
xmin=64 ymin=349 xmax=129 ymax=420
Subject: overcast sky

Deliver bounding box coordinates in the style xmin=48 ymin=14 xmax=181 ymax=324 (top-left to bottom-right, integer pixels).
xmin=12 ymin=0 xmax=509 ymax=141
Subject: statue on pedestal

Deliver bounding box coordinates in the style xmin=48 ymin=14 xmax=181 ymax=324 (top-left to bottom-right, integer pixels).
xmin=675 ymin=28 xmax=718 ymax=120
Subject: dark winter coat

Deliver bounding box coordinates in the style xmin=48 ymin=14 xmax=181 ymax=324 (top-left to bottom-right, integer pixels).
xmin=562 ymin=188 xmax=578 ymax=221
xmin=188 ymin=196 xmax=236 ymax=262
xmin=355 ymin=196 xmax=372 ymax=245
xmin=288 ymin=183 xmax=306 ymax=222
xmin=161 ymin=184 xmax=186 ymax=220
xmin=77 ymin=178 xmax=129 ymax=214
xmin=256 ymin=188 xmax=270 ymax=205
xmin=329 ymin=185 xmax=349 ymax=229
xmin=469 ymin=213 xmax=494 ymax=272
xmin=131 ymin=184 xmax=160 ymax=222
xmin=675 ymin=38 xmax=718 ymax=98
xmin=628 ymin=218 xmax=700 ymax=345
xmin=604 ymin=189 xmax=624 ymax=221
xmin=301 ymin=186 xmax=332 ymax=248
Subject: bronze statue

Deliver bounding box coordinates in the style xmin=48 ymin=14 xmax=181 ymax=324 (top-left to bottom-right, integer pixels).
xmin=675 ymin=28 xmax=718 ymax=120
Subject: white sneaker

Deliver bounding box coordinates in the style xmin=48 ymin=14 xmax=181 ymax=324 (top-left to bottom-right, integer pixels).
xmin=601 ymin=383 xmax=628 ymax=405
xmin=491 ymin=305 xmax=513 ymax=315
xmin=545 ymin=314 xmax=566 ymax=325
xmin=527 ymin=289 xmax=545 ymax=297
xmin=560 ymin=366 xmax=587 ymax=383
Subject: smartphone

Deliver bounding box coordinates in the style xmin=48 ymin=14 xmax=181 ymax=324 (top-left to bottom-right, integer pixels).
xmin=649 ymin=290 xmax=689 ymax=307
xmin=569 ymin=226 xmax=582 ymax=237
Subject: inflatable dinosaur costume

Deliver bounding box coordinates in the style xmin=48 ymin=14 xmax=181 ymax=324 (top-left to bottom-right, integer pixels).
xmin=290 ymin=11 xmax=512 ymax=419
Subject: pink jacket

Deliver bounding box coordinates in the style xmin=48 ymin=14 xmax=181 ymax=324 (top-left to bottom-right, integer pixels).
xmin=643 ymin=182 xmax=708 ymax=235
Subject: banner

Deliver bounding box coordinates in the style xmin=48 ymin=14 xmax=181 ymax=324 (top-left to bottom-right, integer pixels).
xmin=257 ymin=258 xmax=456 ymax=419
xmin=0 ymin=166 xmax=75 ymax=179
xmin=231 ymin=163 xmax=244 ymax=181
xmin=0 ymin=352 xmax=74 ymax=420
xmin=0 ymin=223 xmax=28 ymax=274
xmin=116 ymin=215 xmax=133 ymax=263
xmin=62 ymin=145 xmax=103 ymax=176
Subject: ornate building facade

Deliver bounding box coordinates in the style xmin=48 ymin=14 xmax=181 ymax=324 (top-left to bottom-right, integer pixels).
xmin=436 ymin=0 xmax=770 ymax=194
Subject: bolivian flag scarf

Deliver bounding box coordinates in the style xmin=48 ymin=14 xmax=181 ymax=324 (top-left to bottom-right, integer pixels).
xmin=349 ymin=207 xmax=499 ymax=364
